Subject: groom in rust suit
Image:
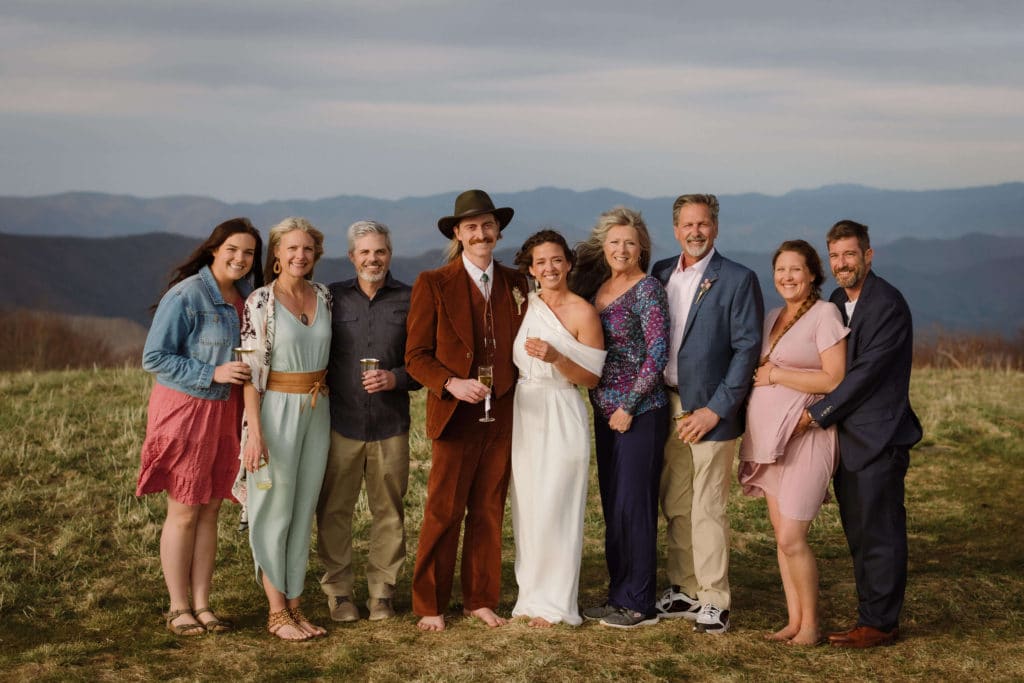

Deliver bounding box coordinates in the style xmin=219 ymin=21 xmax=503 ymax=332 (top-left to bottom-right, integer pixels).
xmin=406 ymin=189 xmax=529 ymax=631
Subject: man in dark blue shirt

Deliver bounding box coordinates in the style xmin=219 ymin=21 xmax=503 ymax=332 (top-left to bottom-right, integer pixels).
xmin=316 ymin=220 xmax=419 ymax=622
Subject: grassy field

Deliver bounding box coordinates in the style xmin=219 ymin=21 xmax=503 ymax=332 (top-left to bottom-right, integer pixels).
xmin=1 ymin=367 xmax=1022 ymax=682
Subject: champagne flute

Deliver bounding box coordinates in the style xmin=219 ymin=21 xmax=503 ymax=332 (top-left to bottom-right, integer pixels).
xmin=478 ymin=364 xmax=495 ymax=423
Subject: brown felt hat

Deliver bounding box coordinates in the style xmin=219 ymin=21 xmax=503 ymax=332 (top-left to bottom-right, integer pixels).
xmin=437 ymin=189 xmax=514 ymax=239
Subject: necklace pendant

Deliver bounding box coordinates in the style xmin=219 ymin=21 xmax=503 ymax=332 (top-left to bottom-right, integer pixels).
xmin=300 ymin=312 xmax=309 ymax=325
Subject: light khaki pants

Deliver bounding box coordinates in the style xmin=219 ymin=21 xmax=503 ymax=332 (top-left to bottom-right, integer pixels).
xmin=316 ymin=431 xmax=409 ymax=600
xmin=660 ymin=392 xmax=736 ymax=609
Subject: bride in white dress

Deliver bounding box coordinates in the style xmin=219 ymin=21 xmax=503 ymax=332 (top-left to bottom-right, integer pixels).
xmin=510 ymin=231 xmax=606 ymax=627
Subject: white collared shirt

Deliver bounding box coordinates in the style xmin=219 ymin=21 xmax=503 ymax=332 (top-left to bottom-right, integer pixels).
xmin=664 ymin=247 xmax=716 ymax=387
xmin=462 ymin=253 xmax=495 ymax=299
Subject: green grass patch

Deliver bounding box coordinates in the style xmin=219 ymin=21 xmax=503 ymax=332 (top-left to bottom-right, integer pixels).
xmin=1 ymin=367 xmax=1022 ymax=680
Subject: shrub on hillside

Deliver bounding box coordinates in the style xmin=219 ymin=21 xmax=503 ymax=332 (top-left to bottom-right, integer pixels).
xmin=0 ymin=310 xmax=126 ymax=371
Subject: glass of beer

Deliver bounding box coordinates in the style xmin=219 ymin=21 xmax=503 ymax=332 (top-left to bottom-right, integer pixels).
xmin=254 ymin=455 xmax=272 ymax=491
xmin=233 ymin=346 xmax=255 ymax=362
xmin=478 ymin=364 xmax=495 ymax=423
xmin=360 ymin=358 xmax=380 ymax=375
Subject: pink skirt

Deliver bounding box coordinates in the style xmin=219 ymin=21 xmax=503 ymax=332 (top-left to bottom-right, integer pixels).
xmin=136 ymin=383 xmax=243 ymax=505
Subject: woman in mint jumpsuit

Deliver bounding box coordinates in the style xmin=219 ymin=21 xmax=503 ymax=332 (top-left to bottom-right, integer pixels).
xmin=239 ymin=217 xmax=332 ymax=641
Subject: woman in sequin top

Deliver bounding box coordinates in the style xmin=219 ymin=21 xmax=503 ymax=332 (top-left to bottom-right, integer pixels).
xmin=571 ymin=206 xmax=670 ymax=629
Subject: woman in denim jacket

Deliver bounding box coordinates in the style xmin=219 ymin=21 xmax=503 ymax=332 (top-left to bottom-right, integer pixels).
xmin=137 ymin=217 xmax=263 ymax=636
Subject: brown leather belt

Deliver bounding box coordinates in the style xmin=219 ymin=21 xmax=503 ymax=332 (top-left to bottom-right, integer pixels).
xmin=266 ymin=369 xmax=328 ymax=408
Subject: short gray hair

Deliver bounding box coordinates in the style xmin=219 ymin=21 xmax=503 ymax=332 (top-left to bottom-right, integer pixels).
xmin=347 ymin=220 xmax=393 ymax=254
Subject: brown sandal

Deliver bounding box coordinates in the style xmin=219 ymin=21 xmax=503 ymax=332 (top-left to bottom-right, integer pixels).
xmin=268 ymin=609 xmax=309 ymax=641
xmin=165 ymin=608 xmax=205 ymax=637
xmin=194 ymin=607 xmax=233 ymax=633
xmin=289 ymin=607 xmax=327 ymax=638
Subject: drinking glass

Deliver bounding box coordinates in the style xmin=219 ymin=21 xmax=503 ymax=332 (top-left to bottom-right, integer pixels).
xmin=360 ymin=357 xmax=381 ymax=374
xmin=254 ymin=455 xmax=273 ymax=490
xmin=478 ymin=364 xmax=495 ymax=423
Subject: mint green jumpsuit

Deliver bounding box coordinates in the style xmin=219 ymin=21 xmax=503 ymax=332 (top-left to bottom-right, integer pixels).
xmin=247 ymin=299 xmax=331 ymax=598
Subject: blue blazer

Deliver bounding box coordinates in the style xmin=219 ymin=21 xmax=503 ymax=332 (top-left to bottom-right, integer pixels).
xmin=652 ymin=251 xmax=764 ymax=441
xmin=809 ymin=270 xmax=922 ymax=471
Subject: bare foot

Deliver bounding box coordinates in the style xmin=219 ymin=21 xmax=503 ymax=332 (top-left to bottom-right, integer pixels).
xmin=787 ymin=628 xmax=823 ymax=646
xmin=527 ymin=616 xmax=553 ymax=629
xmin=765 ymin=625 xmax=800 ymax=642
xmin=417 ymin=615 xmax=446 ymax=631
xmin=463 ymin=607 xmax=507 ymax=628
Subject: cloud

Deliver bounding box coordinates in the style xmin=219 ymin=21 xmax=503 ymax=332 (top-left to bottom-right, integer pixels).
xmin=1 ymin=1 xmax=1022 ymax=200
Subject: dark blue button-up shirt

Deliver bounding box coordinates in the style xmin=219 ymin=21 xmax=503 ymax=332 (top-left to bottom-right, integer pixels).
xmin=327 ymin=273 xmax=419 ymax=441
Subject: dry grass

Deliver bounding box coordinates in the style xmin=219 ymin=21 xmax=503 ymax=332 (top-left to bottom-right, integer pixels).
xmin=1 ymin=367 xmax=1023 ymax=682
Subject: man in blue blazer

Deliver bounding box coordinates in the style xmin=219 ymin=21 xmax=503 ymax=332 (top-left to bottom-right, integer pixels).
xmin=801 ymin=219 xmax=922 ymax=648
xmin=652 ymin=194 xmax=763 ymax=634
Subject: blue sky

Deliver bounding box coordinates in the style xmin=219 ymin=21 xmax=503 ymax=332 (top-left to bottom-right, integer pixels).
xmin=2 ymin=0 xmax=1021 ymax=202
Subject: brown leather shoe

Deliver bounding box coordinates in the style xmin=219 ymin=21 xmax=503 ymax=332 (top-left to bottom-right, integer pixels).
xmin=829 ymin=625 xmax=899 ymax=648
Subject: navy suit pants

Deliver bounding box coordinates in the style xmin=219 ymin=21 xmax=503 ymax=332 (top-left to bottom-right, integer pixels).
xmin=834 ymin=446 xmax=910 ymax=632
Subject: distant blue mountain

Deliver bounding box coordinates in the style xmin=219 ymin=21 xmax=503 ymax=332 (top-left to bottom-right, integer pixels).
xmin=2 ymin=183 xmax=1022 ymax=258
xmin=1 ymin=231 xmax=1021 ymax=336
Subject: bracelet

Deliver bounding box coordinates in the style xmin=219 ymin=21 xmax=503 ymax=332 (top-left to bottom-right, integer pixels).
xmin=768 ymin=368 xmax=775 ymax=385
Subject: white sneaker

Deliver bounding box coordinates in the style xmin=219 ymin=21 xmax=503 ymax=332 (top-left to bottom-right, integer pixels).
xmin=694 ymin=603 xmax=730 ymax=634
xmin=656 ymin=585 xmax=701 ymax=620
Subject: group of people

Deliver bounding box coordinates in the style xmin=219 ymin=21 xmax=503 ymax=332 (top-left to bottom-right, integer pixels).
xmin=137 ymin=188 xmax=920 ymax=649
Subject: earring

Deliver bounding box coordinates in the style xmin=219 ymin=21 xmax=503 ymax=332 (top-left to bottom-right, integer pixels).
xmin=273 ymin=260 xmax=281 ymax=274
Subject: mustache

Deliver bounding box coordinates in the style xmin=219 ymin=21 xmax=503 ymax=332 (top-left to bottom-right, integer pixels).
xmin=468 ymin=237 xmax=494 ymax=246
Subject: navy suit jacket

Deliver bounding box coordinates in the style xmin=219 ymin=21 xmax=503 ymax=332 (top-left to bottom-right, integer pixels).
xmin=809 ymin=270 xmax=922 ymax=471
xmin=653 ymin=251 xmax=764 ymax=442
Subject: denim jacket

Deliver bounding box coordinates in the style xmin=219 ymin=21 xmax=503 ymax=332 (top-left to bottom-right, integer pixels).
xmin=142 ymin=265 xmax=253 ymax=400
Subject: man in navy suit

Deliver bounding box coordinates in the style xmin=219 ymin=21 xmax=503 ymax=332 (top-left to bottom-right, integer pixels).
xmin=801 ymin=219 xmax=922 ymax=648
xmin=652 ymin=194 xmax=763 ymax=634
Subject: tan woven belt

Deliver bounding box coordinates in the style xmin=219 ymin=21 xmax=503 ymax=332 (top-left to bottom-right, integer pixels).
xmin=266 ymin=369 xmax=328 ymax=408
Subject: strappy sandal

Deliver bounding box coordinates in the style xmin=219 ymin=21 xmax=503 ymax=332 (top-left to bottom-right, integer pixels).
xmin=165 ymin=608 xmax=205 ymax=637
xmin=194 ymin=606 xmax=233 ymax=633
xmin=289 ymin=606 xmax=327 ymax=638
xmin=268 ymin=609 xmax=309 ymax=641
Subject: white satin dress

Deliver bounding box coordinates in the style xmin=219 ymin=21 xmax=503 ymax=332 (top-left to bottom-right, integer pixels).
xmin=510 ymin=292 xmax=607 ymax=625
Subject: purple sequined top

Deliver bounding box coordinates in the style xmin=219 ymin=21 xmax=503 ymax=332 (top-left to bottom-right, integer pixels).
xmin=589 ymin=276 xmax=670 ymax=419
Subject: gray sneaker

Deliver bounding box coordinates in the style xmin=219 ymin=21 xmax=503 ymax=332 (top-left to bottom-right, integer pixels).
xmin=367 ymin=597 xmax=395 ymax=621
xmin=328 ymin=595 xmax=359 ymax=622
xmin=599 ymin=608 xmax=660 ymax=629
xmin=582 ymin=603 xmax=618 ymax=621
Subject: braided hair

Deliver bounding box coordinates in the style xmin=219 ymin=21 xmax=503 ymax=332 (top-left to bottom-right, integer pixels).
xmin=761 ymin=240 xmax=826 ymax=363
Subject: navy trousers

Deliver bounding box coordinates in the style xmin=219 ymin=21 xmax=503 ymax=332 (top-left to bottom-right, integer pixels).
xmin=834 ymin=445 xmax=910 ymax=632
xmin=593 ymin=404 xmax=669 ymax=615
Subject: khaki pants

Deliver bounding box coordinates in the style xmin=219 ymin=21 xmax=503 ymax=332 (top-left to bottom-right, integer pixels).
xmin=660 ymin=392 xmax=736 ymax=609
xmin=316 ymin=431 xmax=409 ymax=600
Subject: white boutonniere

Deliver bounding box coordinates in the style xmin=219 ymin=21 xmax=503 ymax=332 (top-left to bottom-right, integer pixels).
xmin=695 ymin=276 xmax=717 ymax=305
xmin=512 ymin=286 xmax=525 ymax=315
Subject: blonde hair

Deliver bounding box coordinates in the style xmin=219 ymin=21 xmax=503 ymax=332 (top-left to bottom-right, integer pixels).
xmin=570 ymin=206 xmax=651 ymax=300
xmin=264 ymin=217 xmax=325 ymax=282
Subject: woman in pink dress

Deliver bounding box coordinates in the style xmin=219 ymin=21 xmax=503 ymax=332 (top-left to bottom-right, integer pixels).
xmin=137 ymin=218 xmax=263 ymax=635
xmin=739 ymin=239 xmax=848 ymax=646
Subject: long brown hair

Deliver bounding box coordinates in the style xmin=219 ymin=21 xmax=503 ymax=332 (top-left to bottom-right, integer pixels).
xmin=154 ymin=217 xmax=264 ymax=310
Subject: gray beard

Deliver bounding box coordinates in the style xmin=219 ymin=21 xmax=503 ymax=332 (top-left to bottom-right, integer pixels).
xmin=358 ymin=271 xmax=386 ymax=283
